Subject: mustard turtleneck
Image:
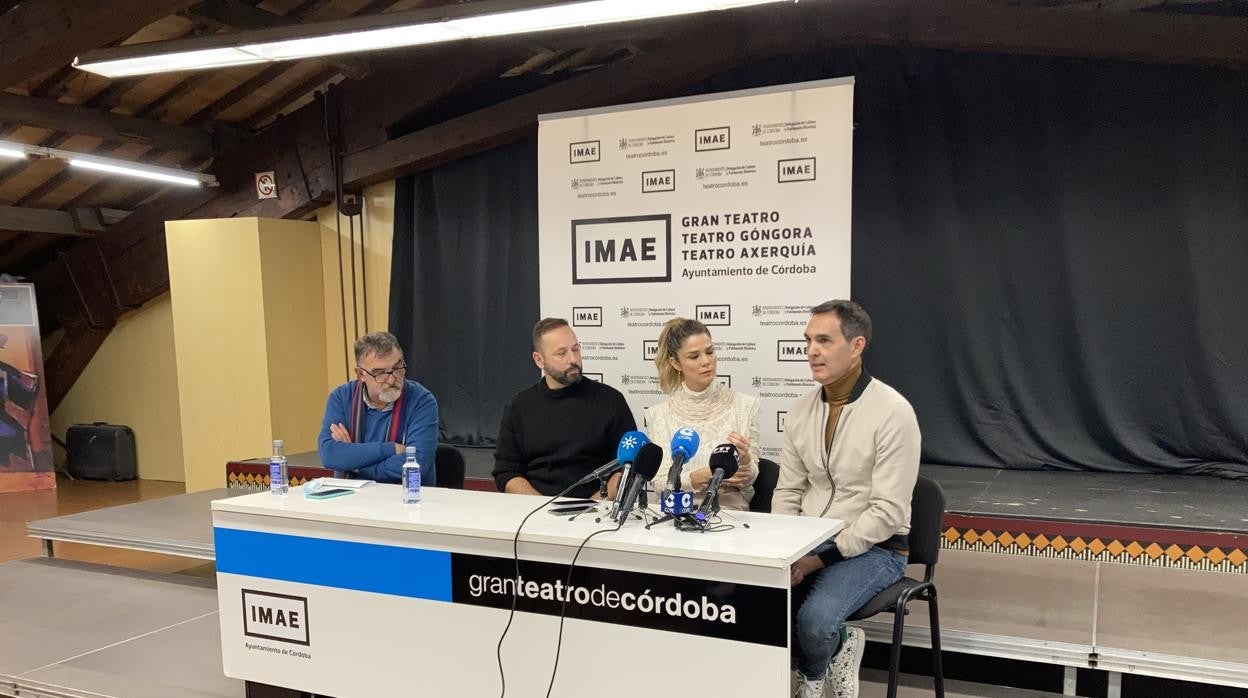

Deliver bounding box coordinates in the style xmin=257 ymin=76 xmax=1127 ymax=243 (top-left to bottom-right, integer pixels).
xmin=822 ymin=361 xmax=862 ymax=449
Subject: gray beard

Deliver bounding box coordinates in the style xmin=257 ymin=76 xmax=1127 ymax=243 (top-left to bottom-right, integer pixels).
xmin=368 ymin=384 xmax=402 ymax=406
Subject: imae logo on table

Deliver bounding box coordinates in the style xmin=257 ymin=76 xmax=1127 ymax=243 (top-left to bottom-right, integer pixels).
xmin=243 ymin=589 xmax=310 ymax=646
xmin=572 ymin=214 xmax=672 ymax=284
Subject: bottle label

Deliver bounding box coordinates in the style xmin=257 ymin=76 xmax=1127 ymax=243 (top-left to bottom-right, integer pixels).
xmin=270 ymin=461 xmax=283 ymax=481
xmin=405 ymin=469 xmax=421 ymax=494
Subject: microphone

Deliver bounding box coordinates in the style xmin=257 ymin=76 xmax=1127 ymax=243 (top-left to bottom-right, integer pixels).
xmin=661 ymin=428 xmax=700 ymax=517
xmin=667 ymin=428 xmax=700 ymax=491
xmin=698 ymin=443 xmax=740 ymax=518
xmin=574 ymin=458 xmax=620 ymax=486
xmin=614 ymin=442 xmax=662 ymax=524
xmin=608 ymin=431 xmax=649 ymax=518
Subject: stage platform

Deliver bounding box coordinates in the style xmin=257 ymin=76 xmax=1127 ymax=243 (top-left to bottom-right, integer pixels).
xmin=26 ymin=487 xmax=240 ymax=559
xmin=923 ymin=464 xmax=1248 ymax=575
xmin=0 ymin=557 xmax=239 ymax=698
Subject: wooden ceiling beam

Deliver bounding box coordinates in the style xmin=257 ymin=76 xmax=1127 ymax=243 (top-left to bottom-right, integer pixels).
xmin=244 ymin=68 xmax=339 ymax=129
xmin=0 ymin=92 xmax=217 ymax=157
xmin=0 ymin=0 xmax=200 ymax=91
xmin=341 ymin=16 xmax=768 ymax=187
xmin=0 ymin=204 xmax=127 ymax=237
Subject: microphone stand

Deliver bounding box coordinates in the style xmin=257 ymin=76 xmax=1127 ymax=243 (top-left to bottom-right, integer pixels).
xmin=571 ymin=471 xmax=619 ymax=522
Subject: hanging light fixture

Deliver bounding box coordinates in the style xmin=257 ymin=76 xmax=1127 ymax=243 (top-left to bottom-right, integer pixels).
xmin=0 ymin=139 xmax=217 ymax=187
xmin=74 ymin=0 xmax=795 ymax=78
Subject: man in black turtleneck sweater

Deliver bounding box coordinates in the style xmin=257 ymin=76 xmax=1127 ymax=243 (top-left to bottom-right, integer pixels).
xmin=492 ymin=318 xmax=636 ymax=499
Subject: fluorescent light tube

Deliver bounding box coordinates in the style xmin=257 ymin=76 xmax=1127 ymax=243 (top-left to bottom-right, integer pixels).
xmin=240 ymin=23 xmax=467 ymax=61
xmin=75 ymin=0 xmax=792 ymax=77
xmin=74 ymin=47 xmax=267 ymax=79
xmin=448 ymin=0 xmax=731 ymax=38
xmin=0 ymin=146 xmax=28 ymax=160
xmin=68 ymin=159 xmax=208 ymax=187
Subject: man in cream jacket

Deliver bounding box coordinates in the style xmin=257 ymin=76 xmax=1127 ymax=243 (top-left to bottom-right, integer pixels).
xmin=774 ymin=300 xmax=921 ymax=698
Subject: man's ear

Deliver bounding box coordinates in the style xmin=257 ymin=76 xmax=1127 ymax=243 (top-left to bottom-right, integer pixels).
xmin=532 ymin=351 xmax=545 ymax=372
xmin=850 ymin=336 xmax=867 ymax=359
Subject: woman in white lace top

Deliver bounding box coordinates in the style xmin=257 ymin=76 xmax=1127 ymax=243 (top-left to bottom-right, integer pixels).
xmin=644 ymin=318 xmax=760 ymax=511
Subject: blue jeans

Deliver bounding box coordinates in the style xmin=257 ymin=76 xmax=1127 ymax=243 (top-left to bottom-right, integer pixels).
xmin=791 ymin=540 xmax=907 ymax=679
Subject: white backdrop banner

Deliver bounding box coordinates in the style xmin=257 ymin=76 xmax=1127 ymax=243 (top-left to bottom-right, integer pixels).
xmin=538 ymin=78 xmax=853 ymax=462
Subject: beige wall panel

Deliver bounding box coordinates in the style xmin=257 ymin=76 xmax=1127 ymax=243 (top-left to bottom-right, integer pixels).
xmin=257 ymin=218 xmax=328 ymax=454
xmin=50 ymin=295 xmax=185 ymax=482
xmin=167 ymin=218 xmax=272 ymax=492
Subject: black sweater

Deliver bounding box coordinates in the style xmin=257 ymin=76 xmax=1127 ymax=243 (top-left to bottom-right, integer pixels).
xmin=492 ymin=378 xmax=637 ymax=498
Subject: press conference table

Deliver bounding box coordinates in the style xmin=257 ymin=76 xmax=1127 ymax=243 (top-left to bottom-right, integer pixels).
xmin=212 ymin=485 xmax=841 ymax=697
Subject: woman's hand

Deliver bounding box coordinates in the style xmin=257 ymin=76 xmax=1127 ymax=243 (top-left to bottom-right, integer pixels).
xmin=723 ymin=431 xmax=752 ymax=487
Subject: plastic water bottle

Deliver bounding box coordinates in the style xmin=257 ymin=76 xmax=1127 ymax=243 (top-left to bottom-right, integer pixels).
xmin=402 ymin=446 xmax=421 ymax=504
xmin=270 ymin=439 xmax=289 ymax=496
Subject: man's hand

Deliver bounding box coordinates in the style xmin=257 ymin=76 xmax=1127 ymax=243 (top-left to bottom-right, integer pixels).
xmin=329 ymin=423 xmax=351 ymax=443
xmin=723 ymin=431 xmax=752 ymax=487
xmin=600 ymin=471 xmax=623 ymax=500
xmin=504 ymin=477 xmax=544 ymax=496
xmin=790 ymin=555 xmax=824 ymax=586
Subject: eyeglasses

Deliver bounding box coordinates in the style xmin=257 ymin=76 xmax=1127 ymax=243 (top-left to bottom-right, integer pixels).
xmin=358 ymin=364 xmax=407 ymax=380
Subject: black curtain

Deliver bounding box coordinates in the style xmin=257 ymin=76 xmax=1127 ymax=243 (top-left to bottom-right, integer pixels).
xmin=390 ymin=140 xmax=539 ymax=446
xmin=391 ymin=47 xmax=1248 ymax=476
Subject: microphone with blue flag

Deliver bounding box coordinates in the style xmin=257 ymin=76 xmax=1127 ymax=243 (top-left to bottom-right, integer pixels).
xmin=613 ymin=442 xmax=663 ymax=524
xmin=608 ymin=431 xmax=649 ymax=519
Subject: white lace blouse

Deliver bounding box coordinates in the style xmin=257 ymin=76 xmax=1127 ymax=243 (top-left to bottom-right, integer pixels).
xmin=643 ymin=381 xmax=761 ymax=510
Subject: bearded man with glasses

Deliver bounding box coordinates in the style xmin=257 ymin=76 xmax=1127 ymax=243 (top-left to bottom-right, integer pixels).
xmin=318 ymin=331 xmax=439 ymax=484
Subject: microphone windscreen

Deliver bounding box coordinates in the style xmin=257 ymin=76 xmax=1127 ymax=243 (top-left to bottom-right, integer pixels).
xmin=708 ymin=443 xmax=740 ymax=478
xmin=669 ymin=427 xmax=700 ymax=462
xmin=634 ymin=442 xmax=664 ymax=479
xmin=615 ymin=431 xmax=649 ymax=464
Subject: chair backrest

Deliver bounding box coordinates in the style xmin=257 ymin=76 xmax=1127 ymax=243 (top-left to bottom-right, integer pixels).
xmin=749 ymin=458 xmax=780 ymax=513
xmin=435 ymin=444 xmax=466 ymax=489
xmin=908 ymin=474 xmax=946 ymax=566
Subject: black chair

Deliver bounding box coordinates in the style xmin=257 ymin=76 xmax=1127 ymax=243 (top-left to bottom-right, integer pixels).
xmin=749 ymin=458 xmax=780 ymax=513
xmin=846 ymin=475 xmax=946 ymax=698
xmin=435 ymin=444 xmax=465 ymax=489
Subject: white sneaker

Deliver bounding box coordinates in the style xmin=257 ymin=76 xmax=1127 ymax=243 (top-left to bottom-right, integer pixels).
xmin=826 ymin=625 xmax=865 ymax=698
xmin=794 ymin=674 xmax=826 ymax=698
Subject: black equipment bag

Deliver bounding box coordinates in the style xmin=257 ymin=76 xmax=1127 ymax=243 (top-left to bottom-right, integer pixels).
xmin=66 ymin=423 xmax=138 ymax=481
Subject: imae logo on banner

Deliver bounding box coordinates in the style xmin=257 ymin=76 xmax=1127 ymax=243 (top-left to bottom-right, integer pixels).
xmin=776 ymin=340 xmax=808 ymax=362
xmin=570 ymin=141 xmax=600 ymax=163
xmin=695 ymin=127 xmax=730 ymax=152
xmin=572 ymin=306 xmax=603 ymax=326
xmin=572 ymin=214 xmax=671 ymax=284
xmin=696 ymin=304 xmax=731 ymax=326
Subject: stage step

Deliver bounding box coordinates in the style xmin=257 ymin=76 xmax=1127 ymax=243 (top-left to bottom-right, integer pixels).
xmin=855 ymin=668 xmax=1064 ymax=698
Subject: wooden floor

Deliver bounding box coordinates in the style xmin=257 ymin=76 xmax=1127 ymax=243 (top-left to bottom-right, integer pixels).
xmin=0 ymin=477 xmax=214 ymax=576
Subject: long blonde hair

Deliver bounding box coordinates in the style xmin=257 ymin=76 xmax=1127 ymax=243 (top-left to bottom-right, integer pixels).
xmin=655 ymin=317 xmax=711 ymax=394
